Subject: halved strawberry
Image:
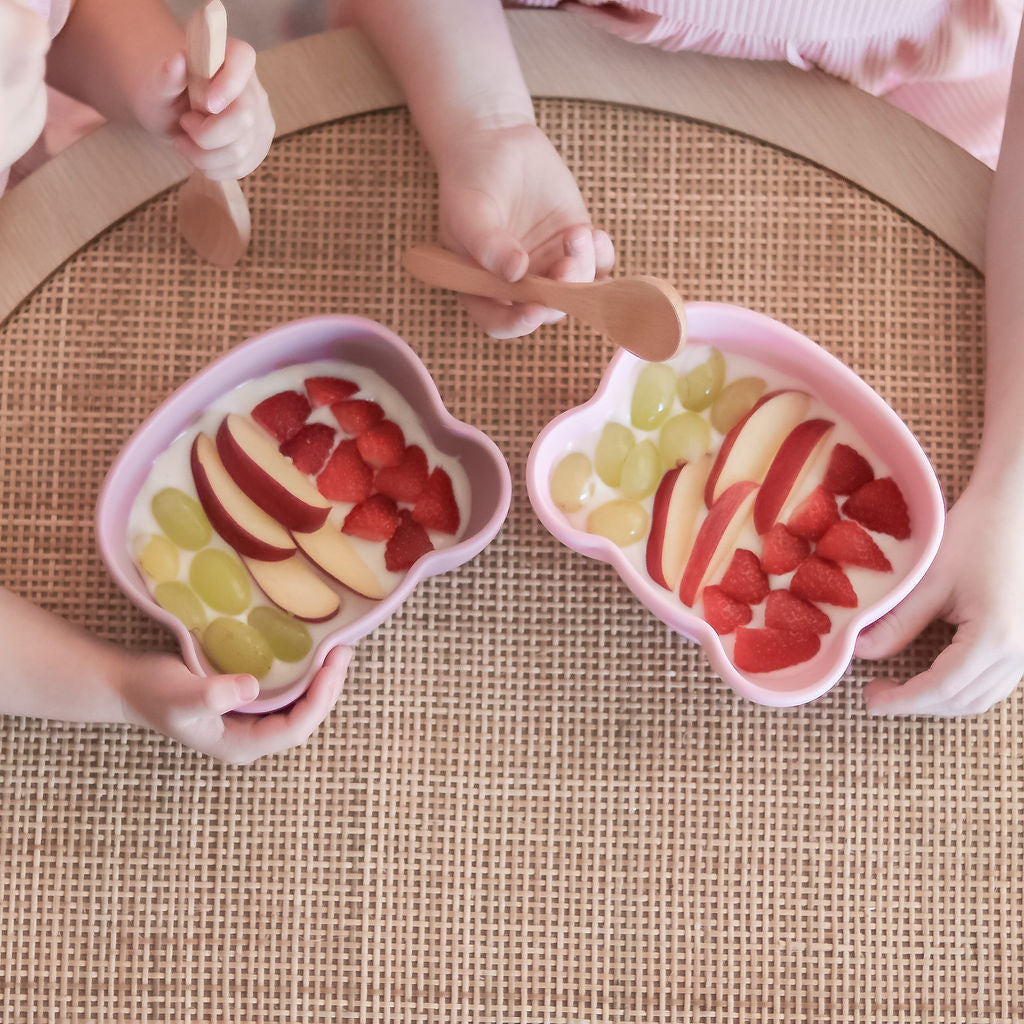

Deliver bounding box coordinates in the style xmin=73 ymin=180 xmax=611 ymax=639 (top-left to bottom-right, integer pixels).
xmin=342 ymin=493 xmax=401 ymax=542
xmin=842 ymin=477 xmax=911 ymax=540
xmin=385 ymin=509 xmax=435 ymax=571
xmin=815 ymin=519 xmax=893 ymax=571
xmin=702 ymin=585 xmax=753 ymax=635
xmin=331 ymin=398 xmax=384 ymax=436
xmin=305 ymin=375 xmax=359 ymax=407
xmin=316 ymin=438 xmax=373 ymax=502
xmin=279 ymin=422 xmax=336 ymax=475
xmin=786 ymin=485 xmax=839 ymax=540
xmin=764 ymin=589 xmax=832 ymax=635
xmin=251 ymin=390 xmax=311 ymax=443
xmin=822 ymin=442 xmax=875 ymax=495
xmin=356 ymin=419 xmax=405 ymax=469
xmin=790 ymin=556 xmax=858 ymax=608
xmin=733 ymin=626 xmax=821 ymax=673
xmin=374 ymin=444 xmax=429 ymax=504
xmin=412 ymin=467 xmax=460 ymax=534
xmin=760 ymin=523 xmax=811 ymax=576
xmin=718 ymin=548 xmax=769 ymax=605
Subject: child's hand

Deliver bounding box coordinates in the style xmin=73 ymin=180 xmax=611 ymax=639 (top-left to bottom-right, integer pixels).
xmin=436 ymin=121 xmax=614 ymax=338
xmin=855 ymin=482 xmax=1024 ymax=716
xmin=134 ymin=38 xmax=274 ymax=181
xmin=119 ymin=645 xmax=352 ymax=763
xmin=0 ymin=0 xmax=50 ymax=171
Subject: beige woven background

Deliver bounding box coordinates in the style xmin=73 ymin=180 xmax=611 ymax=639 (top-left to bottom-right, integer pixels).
xmin=0 ymin=101 xmax=1013 ymax=1022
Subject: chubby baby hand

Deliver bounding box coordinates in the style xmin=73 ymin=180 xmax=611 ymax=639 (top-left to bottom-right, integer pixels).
xmin=437 ymin=120 xmax=615 ymax=338
xmin=134 ymin=37 xmax=275 ymax=181
xmin=119 ymin=645 xmax=352 ymax=763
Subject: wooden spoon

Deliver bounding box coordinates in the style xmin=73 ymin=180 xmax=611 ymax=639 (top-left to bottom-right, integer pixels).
xmin=403 ymin=243 xmax=686 ymax=361
xmin=177 ymin=0 xmax=251 ymax=268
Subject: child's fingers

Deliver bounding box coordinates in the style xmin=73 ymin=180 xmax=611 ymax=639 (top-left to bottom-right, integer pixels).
xmin=593 ymin=229 xmax=616 ymax=277
xmin=175 ymin=126 xmax=271 ymax=180
xmin=459 ymin=295 xmax=549 ymax=339
xmin=216 ymin=646 xmax=351 ymax=764
xmin=853 ymin=570 xmax=948 ymax=660
xmin=196 ymin=674 xmax=261 ymax=717
xmin=204 ymin=38 xmax=258 ymax=114
xmin=179 ymin=98 xmax=256 ymax=152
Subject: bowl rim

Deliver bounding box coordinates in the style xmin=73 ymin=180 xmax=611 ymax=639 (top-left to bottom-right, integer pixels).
xmin=97 ymin=314 xmax=513 ymax=713
xmin=526 ymin=301 xmax=945 ymax=707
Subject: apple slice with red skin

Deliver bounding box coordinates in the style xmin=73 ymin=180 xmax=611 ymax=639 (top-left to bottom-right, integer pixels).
xmin=242 ymin=554 xmax=341 ymax=622
xmin=704 ymin=390 xmax=811 ymax=507
xmin=679 ymin=479 xmax=759 ymax=607
xmin=217 ymin=413 xmax=331 ymax=533
xmin=191 ymin=433 xmax=296 ymax=561
xmin=752 ymin=417 xmax=835 ymax=534
xmin=646 ymin=452 xmax=713 ymax=591
xmin=291 ymin=523 xmax=389 ymax=600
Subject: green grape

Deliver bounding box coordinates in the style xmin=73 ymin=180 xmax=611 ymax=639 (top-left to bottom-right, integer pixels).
xmin=594 ymin=422 xmax=635 ymax=487
xmin=659 ymin=412 xmax=712 ymax=467
xmin=248 ymin=606 xmax=313 ymax=663
xmin=619 ymin=440 xmax=662 ymax=500
xmin=677 ymin=348 xmax=726 ymax=411
xmin=549 ymin=451 xmax=594 ymax=513
xmin=586 ymin=499 xmax=650 ymax=547
xmin=630 ymin=363 xmax=677 ymax=430
xmin=202 ymin=617 xmax=274 ymax=679
xmin=153 ymin=580 xmax=206 ymax=632
xmin=136 ymin=533 xmax=179 ymax=583
xmin=151 ymin=487 xmax=212 ymax=550
xmin=709 ymin=376 xmax=766 ymax=434
xmin=189 ymin=548 xmax=252 ymax=615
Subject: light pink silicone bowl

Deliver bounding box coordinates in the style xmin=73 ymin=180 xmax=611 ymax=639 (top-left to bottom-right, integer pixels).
xmin=526 ymin=302 xmax=945 ymax=707
xmin=97 ymin=316 xmax=512 ymax=713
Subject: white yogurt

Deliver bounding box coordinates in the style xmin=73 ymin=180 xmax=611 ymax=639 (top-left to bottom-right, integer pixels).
xmin=129 ymin=360 xmax=470 ymax=694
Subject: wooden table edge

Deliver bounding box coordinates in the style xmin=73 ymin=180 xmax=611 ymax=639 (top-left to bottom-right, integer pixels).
xmin=0 ymin=13 xmax=990 ymax=324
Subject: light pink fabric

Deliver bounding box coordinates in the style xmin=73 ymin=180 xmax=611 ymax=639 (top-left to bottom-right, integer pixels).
xmin=513 ymin=0 xmax=1024 ymax=166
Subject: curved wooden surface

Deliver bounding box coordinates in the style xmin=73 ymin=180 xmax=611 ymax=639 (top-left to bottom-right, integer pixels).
xmin=0 ymin=12 xmax=990 ymax=324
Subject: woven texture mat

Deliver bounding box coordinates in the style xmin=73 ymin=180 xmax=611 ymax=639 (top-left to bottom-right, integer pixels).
xmin=0 ymin=100 xmax=1013 ymax=1022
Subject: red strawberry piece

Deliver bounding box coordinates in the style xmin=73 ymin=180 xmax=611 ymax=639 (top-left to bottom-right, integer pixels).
xmin=733 ymin=626 xmax=821 ymax=673
xmin=251 ymin=390 xmax=311 ymax=443
xmin=760 ymin=523 xmax=811 ymax=576
xmin=718 ymin=548 xmax=769 ymax=605
xmin=316 ymin=438 xmax=373 ymax=502
xmin=305 ymin=375 xmax=359 ymax=407
xmin=842 ymin=477 xmax=911 ymax=540
xmin=786 ymin=484 xmax=839 ymax=540
xmin=412 ymin=467 xmax=460 ymax=534
xmin=385 ymin=509 xmax=435 ymax=571
xmin=356 ymin=419 xmax=405 ymax=469
xmin=702 ymin=585 xmax=753 ymax=635
xmin=815 ymin=519 xmax=893 ymax=571
xmin=764 ymin=589 xmax=832 ymax=635
xmin=374 ymin=444 xmax=429 ymax=503
xmin=331 ymin=398 xmax=384 ymax=436
xmin=279 ymin=422 xmax=336 ymax=475
xmin=822 ymin=442 xmax=874 ymax=495
xmin=342 ymin=493 xmax=401 ymax=542
xmin=790 ymin=556 xmax=858 ymax=608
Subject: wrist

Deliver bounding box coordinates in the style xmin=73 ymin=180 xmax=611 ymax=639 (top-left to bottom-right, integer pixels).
xmin=425 ymin=99 xmax=537 ymax=173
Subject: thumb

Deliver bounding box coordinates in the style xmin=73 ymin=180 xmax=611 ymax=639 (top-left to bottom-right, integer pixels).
xmin=183 ymin=673 xmax=261 ymax=717
xmin=854 ymin=575 xmax=945 ymax=660
xmin=152 ymin=52 xmax=188 ymax=102
xmin=445 ymin=204 xmax=528 ymax=282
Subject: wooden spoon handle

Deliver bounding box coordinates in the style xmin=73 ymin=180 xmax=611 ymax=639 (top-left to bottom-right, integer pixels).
xmin=185 ymin=0 xmax=228 ymax=106
xmin=403 ymin=243 xmax=585 ymax=312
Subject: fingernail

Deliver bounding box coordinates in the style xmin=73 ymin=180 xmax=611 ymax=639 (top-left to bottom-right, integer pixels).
xmin=566 ymin=228 xmax=588 ymax=256
xmin=237 ymin=676 xmax=260 ymax=702
xmin=501 ymin=250 xmax=526 ymax=282
xmin=208 ymin=94 xmax=226 ymax=114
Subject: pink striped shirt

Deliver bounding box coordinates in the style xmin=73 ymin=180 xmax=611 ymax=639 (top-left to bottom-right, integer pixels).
xmin=513 ymin=0 xmax=1024 ymax=166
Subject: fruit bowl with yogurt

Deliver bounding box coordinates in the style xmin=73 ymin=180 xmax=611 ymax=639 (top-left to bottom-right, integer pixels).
xmin=98 ymin=316 xmax=512 ymax=713
xmin=527 ymin=302 xmax=945 ymax=707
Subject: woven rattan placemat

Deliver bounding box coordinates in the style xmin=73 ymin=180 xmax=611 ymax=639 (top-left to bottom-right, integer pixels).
xmin=0 ymin=100 xmax=1012 ymax=1022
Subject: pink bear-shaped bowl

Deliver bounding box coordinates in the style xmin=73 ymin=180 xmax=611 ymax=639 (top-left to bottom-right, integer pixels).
xmin=97 ymin=316 xmax=512 ymax=713
xmin=526 ymin=302 xmax=945 ymax=707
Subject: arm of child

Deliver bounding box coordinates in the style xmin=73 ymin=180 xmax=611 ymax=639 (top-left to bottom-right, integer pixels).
xmin=0 ymin=588 xmax=350 ymax=762
xmin=45 ymin=0 xmax=273 ymax=180
xmin=0 ymin=0 xmax=50 ymax=172
xmin=351 ymin=0 xmax=614 ymax=337
xmin=854 ymin=18 xmax=1024 ymax=717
